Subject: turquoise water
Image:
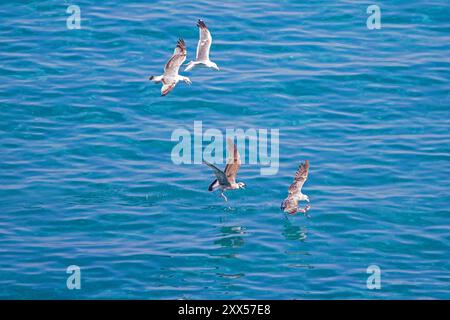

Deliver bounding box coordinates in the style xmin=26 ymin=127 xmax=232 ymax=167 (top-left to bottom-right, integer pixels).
xmin=1 ymin=0 xmax=450 ymax=299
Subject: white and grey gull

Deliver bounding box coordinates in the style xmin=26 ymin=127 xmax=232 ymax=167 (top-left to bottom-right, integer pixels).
xmin=203 ymin=139 xmax=246 ymax=202
xmin=281 ymin=160 xmax=311 ymax=215
xmin=149 ymin=38 xmax=192 ymax=96
xmin=185 ymin=20 xmax=220 ymax=72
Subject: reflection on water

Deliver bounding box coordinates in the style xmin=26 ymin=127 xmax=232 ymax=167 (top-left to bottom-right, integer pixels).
xmin=214 ymin=225 xmax=246 ymax=280
xmin=282 ymin=218 xmax=313 ymax=269
xmin=214 ymin=225 xmax=245 ymax=248
xmin=217 ymin=273 xmax=245 ymax=279
xmin=282 ymin=218 xmax=308 ymax=242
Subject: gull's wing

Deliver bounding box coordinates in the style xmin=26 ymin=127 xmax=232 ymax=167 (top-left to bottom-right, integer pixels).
xmin=224 ymin=139 xmax=241 ymax=184
xmin=281 ymin=161 xmax=309 ymax=214
xmin=196 ymin=20 xmax=212 ymax=61
xmin=204 ymin=161 xmax=230 ymax=187
xmin=164 ymin=39 xmax=187 ymax=78
xmin=288 ymin=160 xmax=309 ymax=195
xmin=281 ymin=197 xmax=299 ymax=214
xmin=161 ymin=82 xmax=176 ymax=96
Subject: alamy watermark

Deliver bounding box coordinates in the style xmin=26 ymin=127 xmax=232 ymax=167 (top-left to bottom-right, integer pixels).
xmin=66 ymin=5 xmax=81 ymax=30
xmin=366 ymin=265 xmax=381 ymax=289
xmin=66 ymin=265 xmax=81 ymax=290
xmin=366 ymin=5 xmax=381 ymax=30
xmin=171 ymin=121 xmax=279 ymax=175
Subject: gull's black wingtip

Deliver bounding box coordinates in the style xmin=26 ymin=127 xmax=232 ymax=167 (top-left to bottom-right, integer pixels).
xmin=208 ymin=179 xmax=218 ymax=191
xmin=197 ymin=19 xmax=207 ymax=28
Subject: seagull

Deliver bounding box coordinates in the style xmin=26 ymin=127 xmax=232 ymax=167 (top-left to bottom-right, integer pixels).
xmin=149 ymin=39 xmax=192 ymax=96
xmin=281 ymin=160 xmax=311 ymax=215
xmin=184 ymin=20 xmax=219 ymax=72
xmin=203 ymin=139 xmax=246 ymax=202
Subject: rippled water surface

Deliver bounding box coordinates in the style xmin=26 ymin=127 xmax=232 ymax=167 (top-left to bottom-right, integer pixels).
xmin=1 ymin=0 xmax=450 ymax=299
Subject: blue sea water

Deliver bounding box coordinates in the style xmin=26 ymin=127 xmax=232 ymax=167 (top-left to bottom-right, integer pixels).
xmin=1 ymin=0 xmax=450 ymax=299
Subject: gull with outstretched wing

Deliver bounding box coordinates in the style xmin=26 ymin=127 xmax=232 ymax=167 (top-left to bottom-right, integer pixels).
xmin=281 ymin=161 xmax=311 ymax=215
xmin=185 ymin=20 xmax=220 ymax=72
xmin=149 ymin=39 xmax=192 ymax=96
xmin=204 ymin=139 xmax=245 ymax=202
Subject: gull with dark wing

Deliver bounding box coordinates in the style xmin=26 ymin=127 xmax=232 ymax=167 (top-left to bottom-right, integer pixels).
xmin=203 ymin=139 xmax=246 ymax=202
xmin=149 ymin=39 xmax=192 ymax=96
xmin=281 ymin=160 xmax=311 ymax=215
xmin=185 ymin=20 xmax=219 ymax=72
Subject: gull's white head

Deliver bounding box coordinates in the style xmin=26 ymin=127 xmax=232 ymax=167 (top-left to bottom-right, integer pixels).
xmin=300 ymin=194 xmax=309 ymax=202
xmin=237 ymin=182 xmax=246 ymax=189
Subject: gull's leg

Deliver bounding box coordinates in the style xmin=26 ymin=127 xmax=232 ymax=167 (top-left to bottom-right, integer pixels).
xmin=220 ymin=192 xmax=228 ymax=202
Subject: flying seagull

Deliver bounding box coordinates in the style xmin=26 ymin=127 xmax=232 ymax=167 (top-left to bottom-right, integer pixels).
xmin=184 ymin=20 xmax=219 ymax=72
xmin=149 ymin=39 xmax=192 ymax=96
xmin=203 ymin=139 xmax=246 ymax=202
xmin=281 ymin=160 xmax=311 ymax=215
